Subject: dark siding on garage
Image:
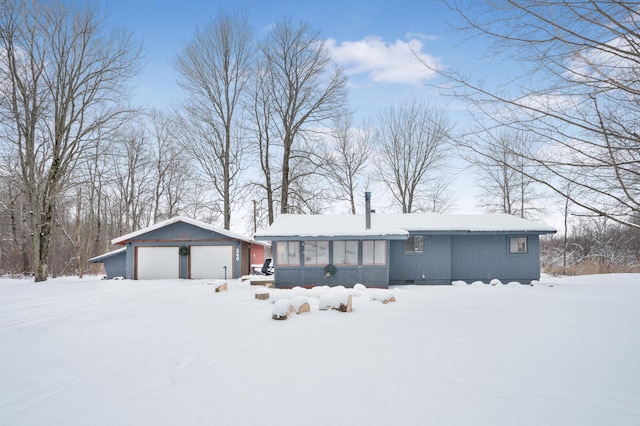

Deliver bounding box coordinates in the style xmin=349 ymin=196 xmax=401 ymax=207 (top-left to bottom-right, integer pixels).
xmin=102 ymin=251 xmax=126 ymax=278
xmin=124 ymin=221 xmax=244 ymax=280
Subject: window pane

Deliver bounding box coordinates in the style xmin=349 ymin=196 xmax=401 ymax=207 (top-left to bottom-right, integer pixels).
xmin=510 ymin=237 xmax=527 ymax=253
xmin=303 ymin=241 xmax=328 ymax=265
xmin=304 ymin=241 xmax=316 ymax=264
xmin=317 ymin=241 xmax=329 ymax=265
xmin=374 ymin=240 xmax=387 ymax=265
xmin=277 ymin=242 xmax=288 ymax=265
xmin=334 ymin=241 xmax=358 ymax=265
xmin=287 ymin=241 xmax=300 ymax=265
xmin=405 ymin=236 xmax=424 ymax=253
xmin=363 ymin=240 xmax=386 ymax=265
xmin=362 ymin=241 xmax=374 ymax=265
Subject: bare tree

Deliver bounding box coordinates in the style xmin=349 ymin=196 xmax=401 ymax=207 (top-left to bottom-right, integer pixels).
xmin=464 ymin=129 xmax=542 ymax=218
xmin=375 ymin=99 xmax=452 ymax=213
xmin=148 ymin=110 xmax=192 ymax=222
xmin=112 ymin=127 xmax=153 ymax=232
xmin=322 ymin=115 xmax=373 ymax=214
xmin=428 ymin=1 xmax=640 ymax=228
xmin=0 ymin=0 xmax=141 ymax=281
xmin=171 ymin=10 xmax=254 ymax=229
xmin=246 ymin=58 xmax=280 ymax=225
xmin=260 ymin=18 xmax=348 ymax=215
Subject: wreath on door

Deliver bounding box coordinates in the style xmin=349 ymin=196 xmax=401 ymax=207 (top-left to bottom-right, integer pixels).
xmin=324 ymin=264 xmax=337 ymax=278
xmin=179 ymin=245 xmax=190 ymax=256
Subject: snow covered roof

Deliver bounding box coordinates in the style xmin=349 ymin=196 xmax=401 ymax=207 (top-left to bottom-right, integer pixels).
xmin=88 ymin=247 xmax=126 ymax=263
xmin=111 ymin=216 xmax=265 ymax=245
xmin=254 ymin=213 xmax=556 ymax=239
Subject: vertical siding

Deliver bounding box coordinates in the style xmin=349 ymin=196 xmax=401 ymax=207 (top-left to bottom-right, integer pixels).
xmin=389 ymin=235 xmax=451 ymax=284
xmin=450 ymin=234 xmax=541 ymax=283
xmin=102 ymin=253 xmax=126 ymax=279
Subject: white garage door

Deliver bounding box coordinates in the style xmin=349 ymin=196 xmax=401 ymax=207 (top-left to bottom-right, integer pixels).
xmin=191 ymin=246 xmax=233 ymax=279
xmin=137 ymin=247 xmax=179 ymax=280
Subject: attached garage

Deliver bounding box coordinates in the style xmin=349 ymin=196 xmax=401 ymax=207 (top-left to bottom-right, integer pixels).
xmin=90 ymin=216 xmax=269 ymax=280
xmin=136 ymin=247 xmax=179 ymax=280
xmin=190 ymin=245 xmax=233 ymax=279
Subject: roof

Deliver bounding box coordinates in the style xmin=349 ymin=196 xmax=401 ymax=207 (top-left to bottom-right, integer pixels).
xmin=111 ymin=216 xmax=266 ymax=245
xmin=253 ymin=213 xmax=557 ymax=239
xmin=88 ymin=247 xmax=126 ymax=263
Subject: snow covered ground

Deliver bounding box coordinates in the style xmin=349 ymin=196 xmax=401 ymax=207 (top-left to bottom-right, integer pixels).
xmin=1 ymin=274 xmax=638 ymax=425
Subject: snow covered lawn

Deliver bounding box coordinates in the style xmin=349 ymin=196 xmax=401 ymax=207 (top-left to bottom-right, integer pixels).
xmin=1 ymin=274 xmax=638 ymax=425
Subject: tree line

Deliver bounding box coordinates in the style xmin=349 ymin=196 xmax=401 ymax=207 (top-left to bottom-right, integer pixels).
xmin=1 ymin=1 xmax=638 ymax=280
xmin=0 ymin=1 xmax=453 ymax=280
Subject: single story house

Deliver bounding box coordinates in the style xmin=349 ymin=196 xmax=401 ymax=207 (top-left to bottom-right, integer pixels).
xmin=253 ymin=207 xmax=556 ymax=288
xmin=89 ymin=216 xmax=268 ymax=280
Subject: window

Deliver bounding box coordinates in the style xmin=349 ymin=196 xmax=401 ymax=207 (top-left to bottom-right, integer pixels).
xmin=276 ymin=241 xmax=300 ymax=265
xmin=509 ymin=237 xmax=527 ymax=254
xmin=362 ymin=240 xmax=386 ymax=265
xmin=405 ymin=236 xmax=424 ymax=253
xmin=333 ymin=241 xmax=358 ymax=266
xmin=304 ymin=241 xmax=329 ymax=265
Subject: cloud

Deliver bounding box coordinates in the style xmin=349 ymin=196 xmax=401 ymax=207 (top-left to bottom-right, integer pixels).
xmin=325 ymin=36 xmax=440 ymax=86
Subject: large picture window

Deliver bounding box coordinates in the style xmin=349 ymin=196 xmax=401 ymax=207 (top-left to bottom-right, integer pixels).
xmin=509 ymin=237 xmax=528 ymax=254
xmin=333 ymin=241 xmax=358 ymax=266
xmin=304 ymin=241 xmax=329 ymax=265
xmin=277 ymin=241 xmax=300 ymax=265
xmin=362 ymin=240 xmax=386 ymax=265
xmin=405 ymin=236 xmax=424 ymax=253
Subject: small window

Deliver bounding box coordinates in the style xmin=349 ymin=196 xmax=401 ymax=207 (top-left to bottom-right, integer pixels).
xmin=509 ymin=237 xmax=527 ymax=254
xmin=362 ymin=240 xmax=386 ymax=265
xmin=277 ymin=241 xmax=300 ymax=265
xmin=304 ymin=241 xmax=329 ymax=266
xmin=333 ymin=241 xmax=358 ymax=266
xmin=405 ymin=236 xmax=424 ymax=253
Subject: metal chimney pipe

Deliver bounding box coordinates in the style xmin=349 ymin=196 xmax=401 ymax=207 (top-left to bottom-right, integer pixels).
xmin=365 ymin=192 xmax=371 ymax=229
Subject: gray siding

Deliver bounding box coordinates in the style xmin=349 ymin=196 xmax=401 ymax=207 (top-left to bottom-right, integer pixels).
xmin=450 ymin=234 xmax=541 ymax=283
xmin=274 ymin=266 xmax=389 ymax=288
xmin=124 ymin=222 xmax=244 ymax=279
xmin=389 ymin=235 xmax=451 ymax=285
xmin=272 ymin=239 xmax=390 ymax=288
xmin=268 ymin=232 xmax=543 ymax=287
xmin=102 ymin=252 xmax=126 ymax=279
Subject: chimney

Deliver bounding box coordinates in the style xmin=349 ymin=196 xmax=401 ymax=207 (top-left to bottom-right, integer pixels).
xmin=365 ymin=192 xmax=371 ymax=229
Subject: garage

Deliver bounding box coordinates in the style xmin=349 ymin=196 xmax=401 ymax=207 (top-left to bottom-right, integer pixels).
xmin=91 ymin=216 xmax=268 ymax=280
xmin=136 ymin=246 xmax=179 ymax=279
xmin=190 ymin=245 xmax=233 ymax=279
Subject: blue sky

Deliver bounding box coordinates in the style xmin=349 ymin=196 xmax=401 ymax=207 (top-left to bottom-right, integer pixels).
xmin=104 ymin=0 xmax=504 ymax=216
xmin=104 ymin=0 xmax=477 ymax=119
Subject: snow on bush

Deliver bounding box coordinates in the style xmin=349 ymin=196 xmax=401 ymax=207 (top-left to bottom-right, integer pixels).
xmin=490 ymin=279 xmax=503 ymax=286
xmin=451 ymin=280 xmax=468 ymax=286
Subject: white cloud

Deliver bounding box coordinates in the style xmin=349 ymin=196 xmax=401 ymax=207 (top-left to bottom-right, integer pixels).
xmin=325 ymin=36 xmax=440 ymax=86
